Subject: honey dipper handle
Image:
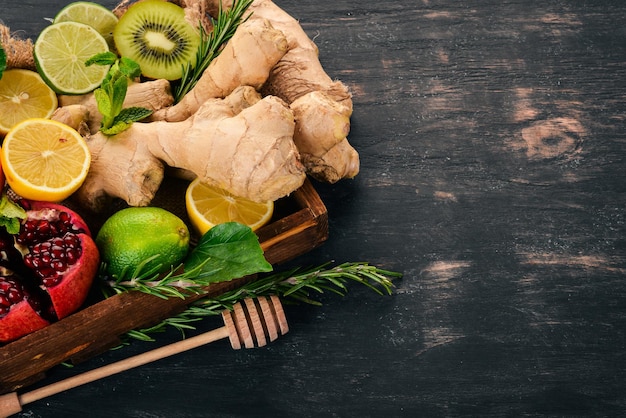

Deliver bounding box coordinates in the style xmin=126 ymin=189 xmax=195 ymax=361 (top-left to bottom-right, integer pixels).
xmin=1 ymin=295 xmax=289 ymax=416
xmin=18 ymin=326 xmax=230 ymax=410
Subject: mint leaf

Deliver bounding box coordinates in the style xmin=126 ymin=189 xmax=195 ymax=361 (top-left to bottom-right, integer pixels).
xmin=87 ymin=54 xmax=149 ymax=135
xmin=101 ymin=121 xmax=132 ymax=136
xmin=0 ymin=217 xmax=21 ymax=235
xmin=185 ymin=222 xmax=272 ymax=283
xmin=118 ymin=57 xmax=142 ymax=79
xmin=85 ymin=51 xmax=118 ymax=67
xmin=94 ymin=88 xmax=112 ymax=119
xmin=0 ymin=45 xmax=6 ymax=80
xmin=115 ymin=106 xmax=153 ymax=124
xmin=0 ymin=193 xmax=26 ymax=235
xmin=110 ymin=74 xmax=128 ymax=118
xmin=101 ymin=107 xmax=152 ymax=136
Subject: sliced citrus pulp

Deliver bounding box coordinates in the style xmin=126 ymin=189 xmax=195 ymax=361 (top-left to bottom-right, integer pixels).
xmin=185 ymin=178 xmax=274 ymax=236
xmin=0 ymin=69 xmax=58 ymax=135
xmin=0 ymin=118 xmax=91 ymax=202
xmin=34 ymin=21 xmax=110 ymax=95
xmin=53 ymin=1 xmax=119 ymax=49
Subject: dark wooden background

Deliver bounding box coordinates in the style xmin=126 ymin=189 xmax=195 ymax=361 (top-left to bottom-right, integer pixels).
xmin=3 ymin=0 xmax=626 ymax=416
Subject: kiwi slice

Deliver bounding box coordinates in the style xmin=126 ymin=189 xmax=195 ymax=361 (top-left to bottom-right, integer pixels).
xmin=113 ymin=0 xmax=200 ymax=80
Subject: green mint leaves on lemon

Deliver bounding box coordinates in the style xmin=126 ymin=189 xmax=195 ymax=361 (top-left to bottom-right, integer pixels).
xmin=87 ymin=53 xmax=152 ymax=135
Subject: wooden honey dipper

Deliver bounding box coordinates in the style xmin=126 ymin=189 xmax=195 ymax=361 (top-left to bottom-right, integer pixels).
xmin=0 ymin=295 xmax=288 ymax=417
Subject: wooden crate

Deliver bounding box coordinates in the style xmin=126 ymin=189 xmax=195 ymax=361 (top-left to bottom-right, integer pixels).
xmin=0 ymin=178 xmax=328 ymax=394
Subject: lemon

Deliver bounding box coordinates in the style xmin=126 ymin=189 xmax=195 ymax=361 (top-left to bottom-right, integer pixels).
xmin=0 ymin=69 xmax=58 ymax=135
xmin=34 ymin=21 xmax=110 ymax=94
xmin=53 ymin=1 xmax=119 ymax=49
xmin=96 ymin=207 xmax=190 ymax=278
xmin=0 ymin=118 xmax=91 ymax=202
xmin=185 ymin=178 xmax=274 ymax=236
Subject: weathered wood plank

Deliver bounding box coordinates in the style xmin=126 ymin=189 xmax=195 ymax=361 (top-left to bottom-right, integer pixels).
xmin=1 ymin=0 xmax=625 ymax=416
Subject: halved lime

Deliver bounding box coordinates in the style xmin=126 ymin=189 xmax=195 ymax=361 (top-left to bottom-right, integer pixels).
xmin=34 ymin=21 xmax=110 ymax=95
xmin=53 ymin=1 xmax=119 ymax=49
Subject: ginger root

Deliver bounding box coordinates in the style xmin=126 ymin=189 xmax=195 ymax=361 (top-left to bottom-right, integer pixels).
xmin=120 ymin=0 xmax=360 ymax=183
xmin=291 ymin=92 xmax=359 ymax=183
xmin=150 ymin=17 xmax=289 ymax=122
xmin=51 ymin=105 xmax=92 ymax=137
xmin=198 ymin=0 xmax=360 ymax=183
xmin=70 ymin=86 xmax=305 ymax=212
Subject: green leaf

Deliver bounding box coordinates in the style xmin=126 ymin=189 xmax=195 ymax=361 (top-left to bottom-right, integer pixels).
xmin=110 ymin=75 xmax=129 ymax=116
xmin=185 ymin=222 xmax=272 ymax=283
xmin=0 ymin=193 xmax=26 ymax=235
xmin=115 ymin=106 xmax=153 ymax=124
xmin=101 ymin=121 xmax=132 ymax=136
xmin=0 ymin=217 xmax=21 ymax=235
xmin=94 ymin=88 xmax=112 ymax=119
xmin=0 ymin=45 xmax=6 ymax=80
xmin=118 ymin=57 xmax=142 ymax=79
xmin=101 ymin=106 xmax=152 ymax=135
xmin=91 ymin=56 xmax=149 ymax=135
xmin=85 ymin=51 xmax=118 ymax=67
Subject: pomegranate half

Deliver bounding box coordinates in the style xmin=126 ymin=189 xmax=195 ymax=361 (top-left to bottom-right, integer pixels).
xmin=0 ymin=201 xmax=99 ymax=343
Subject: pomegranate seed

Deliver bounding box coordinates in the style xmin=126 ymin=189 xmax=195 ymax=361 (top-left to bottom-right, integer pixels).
xmin=23 ymin=232 xmax=83 ymax=288
xmin=43 ymin=274 xmax=62 ymax=288
xmin=0 ymin=275 xmax=26 ymax=317
xmin=16 ymin=209 xmax=85 ymax=247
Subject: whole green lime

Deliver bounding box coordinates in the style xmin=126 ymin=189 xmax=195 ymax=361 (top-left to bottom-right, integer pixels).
xmin=96 ymin=207 xmax=190 ymax=278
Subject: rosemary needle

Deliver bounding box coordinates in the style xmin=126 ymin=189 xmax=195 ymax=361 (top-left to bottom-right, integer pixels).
xmin=121 ymin=262 xmax=402 ymax=342
xmin=174 ymin=0 xmax=254 ymax=102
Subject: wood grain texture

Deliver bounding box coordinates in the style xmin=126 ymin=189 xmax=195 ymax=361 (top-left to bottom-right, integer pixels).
xmin=2 ymin=0 xmax=626 ymax=416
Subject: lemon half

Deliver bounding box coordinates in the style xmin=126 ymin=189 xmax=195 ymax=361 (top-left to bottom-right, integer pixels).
xmin=0 ymin=118 xmax=91 ymax=202
xmin=185 ymin=179 xmax=274 ymax=236
xmin=0 ymin=69 xmax=58 ymax=135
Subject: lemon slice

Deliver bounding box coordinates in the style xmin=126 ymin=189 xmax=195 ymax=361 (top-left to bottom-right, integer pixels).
xmin=53 ymin=1 xmax=119 ymax=49
xmin=0 ymin=69 xmax=58 ymax=135
xmin=0 ymin=118 xmax=91 ymax=202
xmin=185 ymin=178 xmax=274 ymax=236
xmin=34 ymin=21 xmax=110 ymax=94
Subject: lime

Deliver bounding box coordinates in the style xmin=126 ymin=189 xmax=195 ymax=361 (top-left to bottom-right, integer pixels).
xmin=185 ymin=178 xmax=274 ymax=236
xmin=53 ymin=1 xmax=119 ymax=49
xmin=0 ymin=69 xmax=58 ymax=135
xmin=34 ymin=21 xmax=110 ymax=94
xmin=96 ymin=207 xmax=190 ymax=278
xmin=0 ymin=118 xmax=91 ymax=202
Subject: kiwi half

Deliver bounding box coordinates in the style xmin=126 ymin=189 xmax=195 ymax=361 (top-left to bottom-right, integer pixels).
xmin=113 ymin=0 xmax=200 ymax=80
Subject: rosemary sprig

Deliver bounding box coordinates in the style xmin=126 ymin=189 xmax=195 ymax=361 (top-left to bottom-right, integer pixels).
xmin=124 ymin=262 xmax=401 ymax=341
xmin=198 ymin=262 xmax=399 ymax=311
xmin=102 ymin=257 xmax=219 ymax=300
xmin=174 ymin=0 xmax=253 ymax=102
